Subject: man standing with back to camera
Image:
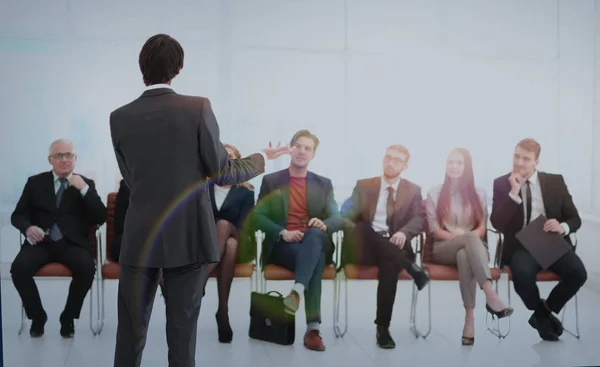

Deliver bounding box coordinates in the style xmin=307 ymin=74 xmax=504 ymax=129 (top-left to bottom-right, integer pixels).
xmin=109 ymin=34 xmax=289 ymax=367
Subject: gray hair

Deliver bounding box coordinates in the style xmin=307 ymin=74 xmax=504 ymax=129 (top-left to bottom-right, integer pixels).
xmin=49 ymin=139 xmax=74 ymax=155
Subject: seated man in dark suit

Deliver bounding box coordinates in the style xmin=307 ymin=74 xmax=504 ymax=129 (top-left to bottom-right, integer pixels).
xmin=341 ymin=144 xmax=429 ymax=349
xmin=253 ymin=129 xmax=343 ymax=352
xmin=111 ymin=179 xmax=129 ymax=262
xmin=490 ymin=138 xmax=587 ymax=341
xmin=10 ymin=139 xmax=107 ymax=338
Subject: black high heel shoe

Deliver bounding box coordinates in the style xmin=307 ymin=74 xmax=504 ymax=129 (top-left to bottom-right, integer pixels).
xmin=215 ymin=311 xmax=233 ymax=343
xmin=461 ymin=336 xmax=474 ymax=346
xmin=486 ymin=304 xmax=514 ymax=319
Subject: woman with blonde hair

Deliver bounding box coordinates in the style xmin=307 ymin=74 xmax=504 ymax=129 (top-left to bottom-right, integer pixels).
xmin=206 ymin=143 xmax=255 ymax=343
xmin=426 ymin=147 xmax=513 ymax=345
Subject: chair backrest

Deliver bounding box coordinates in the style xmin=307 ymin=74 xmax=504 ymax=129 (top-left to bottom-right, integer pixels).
xmin=106 ymin=192 xmax=117 ymax=262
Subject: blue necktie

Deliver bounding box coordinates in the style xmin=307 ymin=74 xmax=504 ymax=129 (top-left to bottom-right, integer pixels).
xmin=49 ymin=178 xmax=68 ymax=241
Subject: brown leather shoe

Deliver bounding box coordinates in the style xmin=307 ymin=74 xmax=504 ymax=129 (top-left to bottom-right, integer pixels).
xmin=303 ymin=330 xmax=326 ymax=351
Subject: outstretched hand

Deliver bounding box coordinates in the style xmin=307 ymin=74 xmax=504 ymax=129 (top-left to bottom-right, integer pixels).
xmin=262 ymin=141 xmax=290 ymax=160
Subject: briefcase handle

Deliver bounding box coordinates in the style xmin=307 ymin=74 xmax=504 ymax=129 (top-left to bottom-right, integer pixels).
xmin=265 ymin=291 xmax=283 ymax=298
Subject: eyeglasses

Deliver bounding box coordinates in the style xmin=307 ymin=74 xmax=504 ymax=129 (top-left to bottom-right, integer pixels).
xmin=384 ymin=155 xmax=404 ymax=165
xmin=49 ymin=152 xmax=75 ymax=160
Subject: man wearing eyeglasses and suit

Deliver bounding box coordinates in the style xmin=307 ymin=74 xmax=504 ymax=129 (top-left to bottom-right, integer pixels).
xmin=341 ymin=144 xmax=429 ymax=349
xmin=10 ymin=138 xmax=107 ymax=338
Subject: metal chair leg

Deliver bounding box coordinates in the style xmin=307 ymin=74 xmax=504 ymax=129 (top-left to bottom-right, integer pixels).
xmin=560 ymin=294 xmax=580 ymax=339
xmin=333 ymin=274 xmax=348 ymax=338
xmin=486 ymin=273 xmax=511 ymax=339
xmin=18 ymin=304 xmax=26 ymax=335
xmin=89 ymin=277 xmax=105 ymax=335
xmin=409 ymin=276 xmax=431 ymax=339
xmin=89 ymin=285 xmax=95 ymax=335
xmin=253 ymin=263 xmax=259 ymax=293
xmin=98 ymin=278 xmax=105 ymax=334
xmin=89 ymin=258 xmax=105 ymax=335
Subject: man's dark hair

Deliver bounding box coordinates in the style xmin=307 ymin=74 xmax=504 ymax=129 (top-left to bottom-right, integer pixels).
xmin=139 ymin=34 xmax=184 ymax=86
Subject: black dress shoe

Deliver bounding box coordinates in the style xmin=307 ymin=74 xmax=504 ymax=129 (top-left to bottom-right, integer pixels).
xmin=59 ymin=314 xmax=75 ymax=338
xmin=29 ymin=313 xmax=48 ymax=338
xmin=408 ymin=264 xmax=430 ymax=291
xmin=528 ymin=313 xmax=559 ymax=341
xmin=376 ymin=326 xmax=396 ymax=349
xmin=548 ymin=313 xmax=564 ymax=336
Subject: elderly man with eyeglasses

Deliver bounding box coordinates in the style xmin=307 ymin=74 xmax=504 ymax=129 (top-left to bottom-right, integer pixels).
xmin=10 ymin=138 xmax=107 ymax=338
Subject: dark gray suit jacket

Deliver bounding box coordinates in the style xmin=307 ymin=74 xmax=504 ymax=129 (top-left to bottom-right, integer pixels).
xmin=110 ymin=87 xmax=265 ymax=268
xmin=343 ymin=177 xmax=424 ymax=254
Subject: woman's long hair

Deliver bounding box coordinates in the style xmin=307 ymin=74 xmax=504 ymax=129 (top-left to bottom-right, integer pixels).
xmin=435 ymin=148 xmax=483 ymax=230
xmin=222 ymin=144 xmax=254 ymax=191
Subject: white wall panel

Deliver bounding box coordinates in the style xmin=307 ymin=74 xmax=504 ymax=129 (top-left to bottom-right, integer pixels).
xmin=231 ymin=0 xmax=345 ymax=50
xmin=70 ymin=0 xmax=219 ymax=46
xmin=0 ymin=0 xmax=69 ymax=39
xmin=557 ymin=0 xmax=596 ymax=213
xmin=347 ymin=0 xmax=443 ymax=53
xmin=442 ymin=0 xmax=558 ymax=61
xmin=229 ymin=49 xmax=346 ymax=189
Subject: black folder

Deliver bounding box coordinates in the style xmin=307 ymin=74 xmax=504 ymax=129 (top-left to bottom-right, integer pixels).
xmin=515 ymin=215 xmax=572 ymax=269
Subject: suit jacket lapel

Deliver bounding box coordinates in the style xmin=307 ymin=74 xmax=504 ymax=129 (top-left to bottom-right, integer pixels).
xmin=367 ymin=177 xmax=380 ymax=223
xmin=394 ymin=179 xmax=412 ymax=212
xmin=538 ymin=171 xmax=551 ymax=215
xmin=220 ymin=185 xmax=237 ymax=212
xmin=45 ymin=172 xmax=57 ymax=211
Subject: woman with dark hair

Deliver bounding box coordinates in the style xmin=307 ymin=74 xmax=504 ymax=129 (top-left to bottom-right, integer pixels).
xmin=426 ymin=148 xmax=513 ymax=345
xmin=206 ymin=143 xmax=255 ymax=343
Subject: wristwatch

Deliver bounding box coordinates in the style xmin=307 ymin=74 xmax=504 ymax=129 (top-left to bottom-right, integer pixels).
xmin=279 ymin=229 xmax=288 ymax=240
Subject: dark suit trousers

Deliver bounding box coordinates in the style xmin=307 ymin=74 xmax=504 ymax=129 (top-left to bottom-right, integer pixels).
xmin=110 ymin=235 xmax=122 ymax=262
xmin=271 ymin=228 xmax=329 ymax=324
xmin=354 ymin=222 xmax=415 ymax=327
xmin=114 ymin=263 xmax=206 ymax=367
xmin=10 ymin=239 xmax=95 ymax=320
xmin=504 ymin=248 xmax=587 ymax=313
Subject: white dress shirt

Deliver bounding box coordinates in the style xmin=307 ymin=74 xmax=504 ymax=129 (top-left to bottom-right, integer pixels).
xmin=53 ymin=171 xmax=88 ymax=197
xmin=145 ymin=83 xmax=172 ymax=91
xmin=144 ymin=84 xmax=268 ymax=163
xmin=508 ymin=170 xmax=570 ymax=236
xmin=372 ymin=177 xmax=401 ymax=233
xmin=213 ymin=185 xmax=231 ymax=211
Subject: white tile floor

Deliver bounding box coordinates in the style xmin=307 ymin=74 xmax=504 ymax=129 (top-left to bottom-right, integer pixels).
xmin=1 ymin=271 xmax=599 ymax=367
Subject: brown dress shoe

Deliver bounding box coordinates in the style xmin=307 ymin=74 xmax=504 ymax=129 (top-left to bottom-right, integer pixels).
xmin=303 ymin=330 xmax=326 ymax=351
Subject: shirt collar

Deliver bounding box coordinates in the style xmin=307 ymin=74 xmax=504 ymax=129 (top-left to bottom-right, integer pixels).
xmin=526 ymin=170 xmax=539 ymax=186
xmin=145 ymin=84 xmax=173 ymax=91
xmin=52 ymin=171 xmax=72 ymax=182
xmin=381 ymin=176 xmax=401 ymax=192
